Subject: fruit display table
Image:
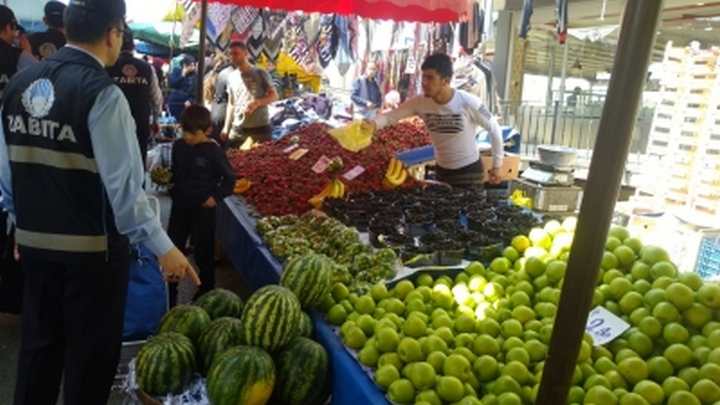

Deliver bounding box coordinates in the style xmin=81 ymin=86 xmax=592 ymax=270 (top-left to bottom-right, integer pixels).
xmin=217 ymin=196 xmax=389 ymax=405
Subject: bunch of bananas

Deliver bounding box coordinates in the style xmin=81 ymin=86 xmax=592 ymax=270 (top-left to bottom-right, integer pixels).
xmin=383 ymin=158 xmax=408 ymax=188
xmin=234 ymin=178 xmax=252 ymax=194
xmin=510 ymin=189 xmax=532 ymax=209
xmin=309 ymin=179 xmax=346 ymax=209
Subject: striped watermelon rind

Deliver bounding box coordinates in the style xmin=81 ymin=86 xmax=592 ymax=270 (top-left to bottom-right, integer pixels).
xmin=197 ymin=317 xmax=243 ymax=375
xmin=273 ymin=337 xmax=329 ymax=405
xmin=239 ymin=285 xmax=301 ymax=352
xmin=136 ymin=332 xmax=197 ymax=396
xmin=207 ymin=345 xmax=276 ymax=405
xmin=157 ymin=304 xmax=211 ymax=344
xmin=297 ymin=312 xmax=314 ymax=338
xmin=281 ymin=254 xmax=333 ymax=309
xmin=194 ymin=288 xmax=244 ymax=320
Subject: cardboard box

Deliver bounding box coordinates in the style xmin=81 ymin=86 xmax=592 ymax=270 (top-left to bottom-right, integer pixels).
xmin=482 ymin=153 xmax=520 ymax=182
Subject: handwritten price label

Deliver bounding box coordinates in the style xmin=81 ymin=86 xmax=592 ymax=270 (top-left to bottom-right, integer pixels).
xmin=288 ymin=148 xmax=308 ymax=161
xmin=312 ymin=156 xmax=332 ymax=174
xmin=343 ymin=165 xmax=366 ymax=181
xmin=586 ymin=306 xmax=630 ymax=346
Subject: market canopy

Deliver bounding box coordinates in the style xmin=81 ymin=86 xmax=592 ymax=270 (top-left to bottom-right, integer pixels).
xmin=129 ymin=22 xmax=200 ymax=50
xmin=201 ymin=0 xmax=473 ymax=23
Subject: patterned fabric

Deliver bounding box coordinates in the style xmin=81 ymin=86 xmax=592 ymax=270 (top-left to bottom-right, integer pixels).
xmin=231 ymin=7 xmax=260 ymax=36
xmin=246 ymin=15 xmax=265 ymax=62
xmin=316 ymin=15 xmax=338 ymax=69
xmin=284 ymin=14 xmax=312 ymax=67
xmin=180 ymin=0 xmax=200 ymax=48
xmin=263 ymin=10 xmax=288 ymax=63
xmin=207 ymin=3 xmax=234 ymax=43
xmin=304 ymin=13 xmax=322 ymax=46
xmin=348 ymin=17 xmax=359 ymax=60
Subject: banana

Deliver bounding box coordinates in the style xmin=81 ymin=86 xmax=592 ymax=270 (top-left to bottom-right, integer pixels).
xmin=391 ymin=159 xmax=403 ymax=179
xmin=387 ymin=168 xmax=408 ymax=186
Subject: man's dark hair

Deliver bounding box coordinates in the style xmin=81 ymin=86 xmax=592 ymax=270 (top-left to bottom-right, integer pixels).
xmin=44 ymin=1 xmax=67 ymax=29
xmin=0 ymin=6 xmax=17 ymax=32
xmin=229 ymin=41 xmax=247 ymax=50
xmin=421 ymin=53 xmax=453 ymax=80
xmin=65 ymin=0 xmax=126 ymax=44
xmin=181 ymin=105 xmax=212 ymax=134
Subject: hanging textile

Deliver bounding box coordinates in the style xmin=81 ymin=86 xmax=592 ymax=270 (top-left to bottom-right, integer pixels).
xmin=246 ymin=15 xmax=265 ymax=62
xmin=459 ymin=2 xmax=482 ymax=51
xmin=231 ymin=7 xmax=260 ymax=36
xmin=206 ymin=3 xmax=234 ymax=44
xmin=519 ymin=0 xmax=534 ymax=39
xmin=180 ymin=0 xmax=201 ymax=47
xmin=304 ymin=13 xmax=322 ymax=45
xmin=263 ymin=10 xmax=288 ymax=62
xmin=371 ymin=21 xmax=394 ymax=53
xmin=556 ymin=0 xmax=568 ymax=44
xmin=284 ymin=13 xmax=313 ymax=67
xmin=348 ymin=17 xmax=359 ymax=60
xmin=433 ymin=24 xmax=453 ymax=54
xmin=357 ymin=19 xmax=371 ymax=62
xmin=316 ymin=15 xmax=338 ymax=69
xmin=482 ymin=0 xmax=493 ymax=41
xmin=334 ymin=15 xmax=352 ymax=75
xmin=335 ymin=44 xmax=352 ymax=76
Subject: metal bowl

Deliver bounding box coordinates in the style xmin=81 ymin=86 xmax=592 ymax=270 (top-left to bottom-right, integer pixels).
xmin=538 ymin=145 xmax=578 ymax=167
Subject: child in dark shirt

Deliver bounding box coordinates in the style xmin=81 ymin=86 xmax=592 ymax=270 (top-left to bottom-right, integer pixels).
xmin=168 ymin=105 xmax=236 ymax=306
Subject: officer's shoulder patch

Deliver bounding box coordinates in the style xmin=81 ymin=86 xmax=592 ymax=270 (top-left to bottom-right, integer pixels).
xmin=22 ymin=79 xmax=55 ymax=119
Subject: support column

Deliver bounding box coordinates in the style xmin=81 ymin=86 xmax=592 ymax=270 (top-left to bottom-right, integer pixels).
xmin=493 ymin=10 xmax=516 ymax=102
xmin=536 ymin=1 xmax=664 ymax=403
xmin=509 ymin=36 xmax=528 ymax=111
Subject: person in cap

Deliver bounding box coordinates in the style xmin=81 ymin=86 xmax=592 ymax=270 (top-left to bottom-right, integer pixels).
xmin=0 ymin=6 xmax=37 ymax=102
xmin=28 ymin=1 xmax=67 ymax=60
xmin=107 ymin=26 xmax=163 ymax=166
xmin=167 ymin=53 xmax=198 ymax=120
xmin=0 ymin=0 xmax=199 ymax=404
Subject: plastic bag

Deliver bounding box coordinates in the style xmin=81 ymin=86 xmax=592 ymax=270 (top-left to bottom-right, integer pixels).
xmin=328 ymin=121 xmax=373 ymax=152
xmin=123 ymin=244 xmax=167 ymax=341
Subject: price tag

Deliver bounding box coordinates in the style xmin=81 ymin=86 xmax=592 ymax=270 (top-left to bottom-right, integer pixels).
xmin=586 ymin=306 xmax=630 ymax=346
xmin=283 ymin=144 xmax=299 ymax=154
xmin=312 ymin=155 xmax=332 ymax=174
xmin=342 ymin=165 xmax=366 ymax=181
xmin=289 ymin=148 xmax=308 ymax=161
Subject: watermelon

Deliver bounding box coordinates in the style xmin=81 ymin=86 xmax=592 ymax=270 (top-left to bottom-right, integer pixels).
xmin=157 ymin=305 xmax=211 ymax=344
xmin=273 ymin=337 xmax=329 ymax=405
xmin=281 ymin=254 xmax=333 ymax=308
xmin=297 ymin=312 xmax=314 ymax=338
xmin=207 ymin=345 xmax=275 ymax=405
xmin=240 ymin=285 xmax=301 ymax=352
xmin=195 ymin=288 xmax=244 ymax=319
xmin=136 ymin=332 xmax=197 ymax=396
xmin=197 ymin=317 xmax=243 ymax=375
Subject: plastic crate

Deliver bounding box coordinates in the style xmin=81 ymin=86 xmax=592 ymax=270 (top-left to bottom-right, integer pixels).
xmin=695 ymin=234 xmax=720 ymax=280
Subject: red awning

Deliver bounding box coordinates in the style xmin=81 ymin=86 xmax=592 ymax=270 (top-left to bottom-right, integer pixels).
xmin=203 ymin=0 xmax=472 ymax=23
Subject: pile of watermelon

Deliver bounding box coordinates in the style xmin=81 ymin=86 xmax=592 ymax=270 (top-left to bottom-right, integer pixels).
xmin=135 ymin=265 xmax=334 ymax=405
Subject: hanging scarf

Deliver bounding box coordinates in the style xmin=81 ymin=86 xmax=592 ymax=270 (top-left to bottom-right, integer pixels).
xmin=316 ymin=15 xmax=338 ymax=69
xmin=284 ymin=13 xmax=311 ymax=66
xmin=246 ymin=15 xmax=265 ymax=62
xmin=304 ymin=13 xmax=322 ymax=46
xmin=206 ymin=3 xmax=234 ymax=44
xmin=263 ymin=10 xmax=288 ymax=63
xmin=231 ymin=7 xmax=259 ymax=36
xmin=520 ymin=0 xmax=534 ymax=39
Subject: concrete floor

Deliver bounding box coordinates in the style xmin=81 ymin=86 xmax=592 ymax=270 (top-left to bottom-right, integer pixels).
xmin=0 ymin=192 xmax=250 ymax=404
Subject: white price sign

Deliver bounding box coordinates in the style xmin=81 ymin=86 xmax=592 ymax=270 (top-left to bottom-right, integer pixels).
xmin=586 ymin=306 xmax=630 ymax=346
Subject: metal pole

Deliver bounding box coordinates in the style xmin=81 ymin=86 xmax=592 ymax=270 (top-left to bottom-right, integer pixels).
xmin=558 ymin=40 xmax=570 ymax=107
xmin=196 ymin=0 xmax=209 ymax=102
xmin=536 ymin=1 xmax=663 ymax=404
xmin=545 ymin=41 xmax=555 ymax=108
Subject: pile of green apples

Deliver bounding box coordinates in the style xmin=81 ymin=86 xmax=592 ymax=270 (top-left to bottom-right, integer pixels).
xmin=320 ymin=218 xmax=720 ymax=405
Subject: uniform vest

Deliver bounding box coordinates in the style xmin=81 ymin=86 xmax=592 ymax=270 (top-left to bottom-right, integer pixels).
xmin=1 ymin=47 xmax=118 ymax=262
xmin=0 ymin=41 xmax=22 ymax=102
xmin=107 ymin=52 xmax=154 ymax=146
xmin=28 ymin=29 xmax=67 ymax=61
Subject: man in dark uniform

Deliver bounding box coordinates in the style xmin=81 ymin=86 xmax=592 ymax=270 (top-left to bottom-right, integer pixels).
xmin=107 ymin=27 xmax=163 ymax=166
xmin=0 ymin=1 xmax=199 ymax=404
xmin=28 ymin=1 xmax=67 ymax=61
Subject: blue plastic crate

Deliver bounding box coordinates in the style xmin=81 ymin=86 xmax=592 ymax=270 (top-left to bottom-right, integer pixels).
xmin=696 ymin=235 xmax=720 ymax=280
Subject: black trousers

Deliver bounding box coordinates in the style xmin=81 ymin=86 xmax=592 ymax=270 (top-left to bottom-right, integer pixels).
xmin=13 ymin=238 xmax=130 ymax=405
xmin=167 ymin=203 xmax=216 ymax=307
xmin=435 ymin=159 xmax=486 ymax=188
xmin=0 ymin=215 xmax=22 ymax=314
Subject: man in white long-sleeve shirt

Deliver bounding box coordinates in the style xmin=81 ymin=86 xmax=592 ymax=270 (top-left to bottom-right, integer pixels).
xmin=367 ymin=53 xmax=504 ymax=187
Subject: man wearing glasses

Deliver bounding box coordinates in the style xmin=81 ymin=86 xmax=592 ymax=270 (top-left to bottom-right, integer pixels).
xmin=0 ymin=6 xmax=37 ymax=102
xmin=0 ymin=0 xmax=199 ymax=404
